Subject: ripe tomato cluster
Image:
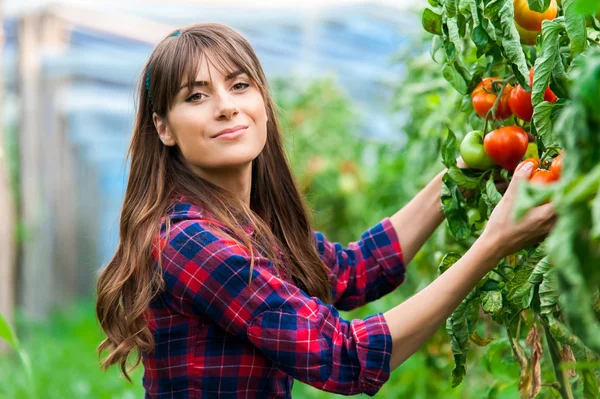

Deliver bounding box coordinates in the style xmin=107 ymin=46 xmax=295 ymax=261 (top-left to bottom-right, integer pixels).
xmin=461 ymin=69 xmax=561 ymax=180
xmin=515 ymin=152 xmax=563 ymax=184
xmin=514 ymin=0 xmax=558 ymax=46
xmin=471 ymin=68 xmax=558 ymax=122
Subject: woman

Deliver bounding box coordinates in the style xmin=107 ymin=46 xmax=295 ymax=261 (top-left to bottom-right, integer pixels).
xmin=96 ymin=23 xmax=556 ymax=398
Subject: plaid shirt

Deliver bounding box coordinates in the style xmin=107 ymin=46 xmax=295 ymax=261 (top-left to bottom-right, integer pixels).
xmin=142 ymin=199 xmax=405 ymax=398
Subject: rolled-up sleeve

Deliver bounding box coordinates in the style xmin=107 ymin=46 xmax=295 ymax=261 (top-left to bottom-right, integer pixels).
xmin=158 ymin=218 xmax=393 ymax=396
xmin=314 ymin=217 xmax=405 ymax=311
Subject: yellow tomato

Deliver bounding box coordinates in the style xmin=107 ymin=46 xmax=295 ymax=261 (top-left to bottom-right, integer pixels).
xmin=515 ymin=21 xmax=540 ymax=45
xmin=514 ymin=0 xmax=558 ymax=31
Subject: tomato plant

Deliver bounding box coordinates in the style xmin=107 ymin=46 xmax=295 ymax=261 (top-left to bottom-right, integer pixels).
xmin=422 ymin=0 xmax=600 ymax=397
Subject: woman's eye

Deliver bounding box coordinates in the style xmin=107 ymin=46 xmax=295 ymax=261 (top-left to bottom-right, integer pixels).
xmin=186 ymin=93 xmax=204 ymax=102
xmin=233 ymin=82 xmax=250 ymax=90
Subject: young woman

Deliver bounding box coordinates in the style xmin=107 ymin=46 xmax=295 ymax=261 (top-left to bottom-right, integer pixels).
xmin=95 ymin=23 xmax=556 ymax=398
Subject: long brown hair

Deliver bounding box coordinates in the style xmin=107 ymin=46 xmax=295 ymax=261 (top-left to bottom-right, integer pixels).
xmin=95 ymin=23 xmax=333 ymax=382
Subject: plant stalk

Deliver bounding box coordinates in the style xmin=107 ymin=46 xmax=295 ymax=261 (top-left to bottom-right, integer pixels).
xmin=543 ymin=325 xmax=574 ymax=399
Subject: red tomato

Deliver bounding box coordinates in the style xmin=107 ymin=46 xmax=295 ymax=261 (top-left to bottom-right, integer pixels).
xmin=529 ymin=67 xmax=559 ymax=103
xmin=483 ymin=126 xmax=529 ymax=171
xmin=472 ymin=78 xmax=513 ymax=120
xmin=508 ymin=85 xmax=534 ymax=121
xmin=550 ymin=152 xmax=563 ymax=178
xmin=514 ymin=0 xmax=558 ymax=31
xmin=515 ymin=158 xmax=540 ymax=173
xmin=530 ymin=169 xmax=559 ymax=184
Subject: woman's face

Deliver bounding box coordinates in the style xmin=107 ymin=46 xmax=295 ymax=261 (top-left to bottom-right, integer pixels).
xmin=154 ymin=55 xmax=268 ymax=175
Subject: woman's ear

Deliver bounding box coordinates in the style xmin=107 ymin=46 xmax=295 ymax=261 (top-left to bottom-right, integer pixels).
xmin=153 ymin=112 xmax=176 ymax=146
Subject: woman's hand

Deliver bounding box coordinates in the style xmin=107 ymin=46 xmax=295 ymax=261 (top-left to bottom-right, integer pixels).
xmin=480 ymin=161 xmax=557 ymax=259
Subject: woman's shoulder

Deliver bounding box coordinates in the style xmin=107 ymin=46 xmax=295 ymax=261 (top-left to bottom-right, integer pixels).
xmin=160 ymin=194 xmax=253 ymax=243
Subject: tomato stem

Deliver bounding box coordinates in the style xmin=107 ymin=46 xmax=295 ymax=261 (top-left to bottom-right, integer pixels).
xmin=485 ymin=80 xmax=510 ymax=121
xmin=543 ymin=325 xmax=575 ymax=399
xmin=491 ymin=268 xmax=508 ymax=281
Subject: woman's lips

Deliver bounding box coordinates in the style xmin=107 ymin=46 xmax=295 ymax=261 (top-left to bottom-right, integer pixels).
xmin=214 ymin=127 xmax=247 ymax=140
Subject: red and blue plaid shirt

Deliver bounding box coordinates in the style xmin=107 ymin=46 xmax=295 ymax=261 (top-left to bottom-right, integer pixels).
xmin=142 ymin=198 xmax=405 ymax=398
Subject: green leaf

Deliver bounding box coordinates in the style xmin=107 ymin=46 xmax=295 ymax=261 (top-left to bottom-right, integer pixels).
xmin=481 ymin=290 xmax=503 ymax=315
xmin=430 ymin=35 xmax=444 ymax=63
xmin=448 ymin=166 xmax=481 ymax=190
xmin=446 ymin=290 xmax=480 ymax=387
xmin=482 ymin=174 xmax=503 ymax=213
xmin=505 ymin=248 xmax=545 ymax=312
xmin=532 ymin=101 xmax=558 ymax=145
xmin=423 ymin=9 xmax=443 ymax=35
xmin=564 ymin=0 xmax=588 ymax=58
xmin=513 ymin=181 xmax=555 ymax=221
xmin=0 ymin=313 xmax=19 ymax=351
xmin=543 ymin=315 xmax=599 ymax=398
xmin=528 ymin=255 xmax=551 ymax=284
xmin=536 ymin=258 xmax=559 ymax=314
xmin=442 ymin=174 xmax=472 ymax=240
xmin=527 ymin=0 xmax=551 ymax=12
xmin=483 ymin=0 xmax=530 ymax=88
xmin=532 ymin=19 xmax=565 ymax=106
xmin=439 ymin=252 xmax=462 ymax=275
xmin=573 ymin=0 xmax=600 ymax=15
xmin=442 ymin=61 xmax=468 ymax=94
xmin=441 ymin=128 xmax=458 ymax=168
xmin=446 ymin=0 xmax=459 ymax=18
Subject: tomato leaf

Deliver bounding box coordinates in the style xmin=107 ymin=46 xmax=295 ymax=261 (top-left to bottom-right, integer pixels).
xmin=530 ymin=257 xmax=558 ymax=315
xmin=446 ymin=290 xmax=480 ymax=387
xmin=483 ymin=0 xmax=530 ymax=88
xmin=448 ymin=166 xmax=481 ymax=190
xmin=505 ymin=247 xmax=545 ymax=312
xmin=544 ymin=315 xmax=600 ymax=398
xmin=441 ymin=128 xmax=458 ymax=168
xmin=573 ymin=0 xmax=600 ymax=15
xmin=482 ymin=174 xmax=502 ymax=215
xmin=532 ymin=18 xmax=565 ymax=106
xmin=526 ymin=0 xmax=551 ymax=13
xmin=564 ymin=0 xmax=588 ymax=58
xmin=430 ymin=35 xmax=444 ymax=63
xmin=442 ymin=61 xmax=469 ymax=94
xmin=439 ymin=252 xmax=462 ymax=275
xmin=423 ymin=8 xmax=443 ymax=35
xmin=532 ymin=100 xmax=565 ymax=146
xmin=470 ymin=331 xmax=494 ymax=346
xmin=546 ymin=206 xmax=600 ymax=352
xmin=481 ymin=290 xmax=503 ymax=315
xmin=442 ymin=174 xmax=472 ymax=240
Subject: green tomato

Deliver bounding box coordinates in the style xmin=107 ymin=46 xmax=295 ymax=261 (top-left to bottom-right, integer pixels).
xmin=523 ymin=141 xmax=539 ymax=160
xmin=460 ymin=130 xmax=497 ymax=170
xmin=468 ymin=208 xmax=487 ymax=230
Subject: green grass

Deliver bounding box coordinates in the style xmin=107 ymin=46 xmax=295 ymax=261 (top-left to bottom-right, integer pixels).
xmin=0 ymin=297 xmax=143 ymax=399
